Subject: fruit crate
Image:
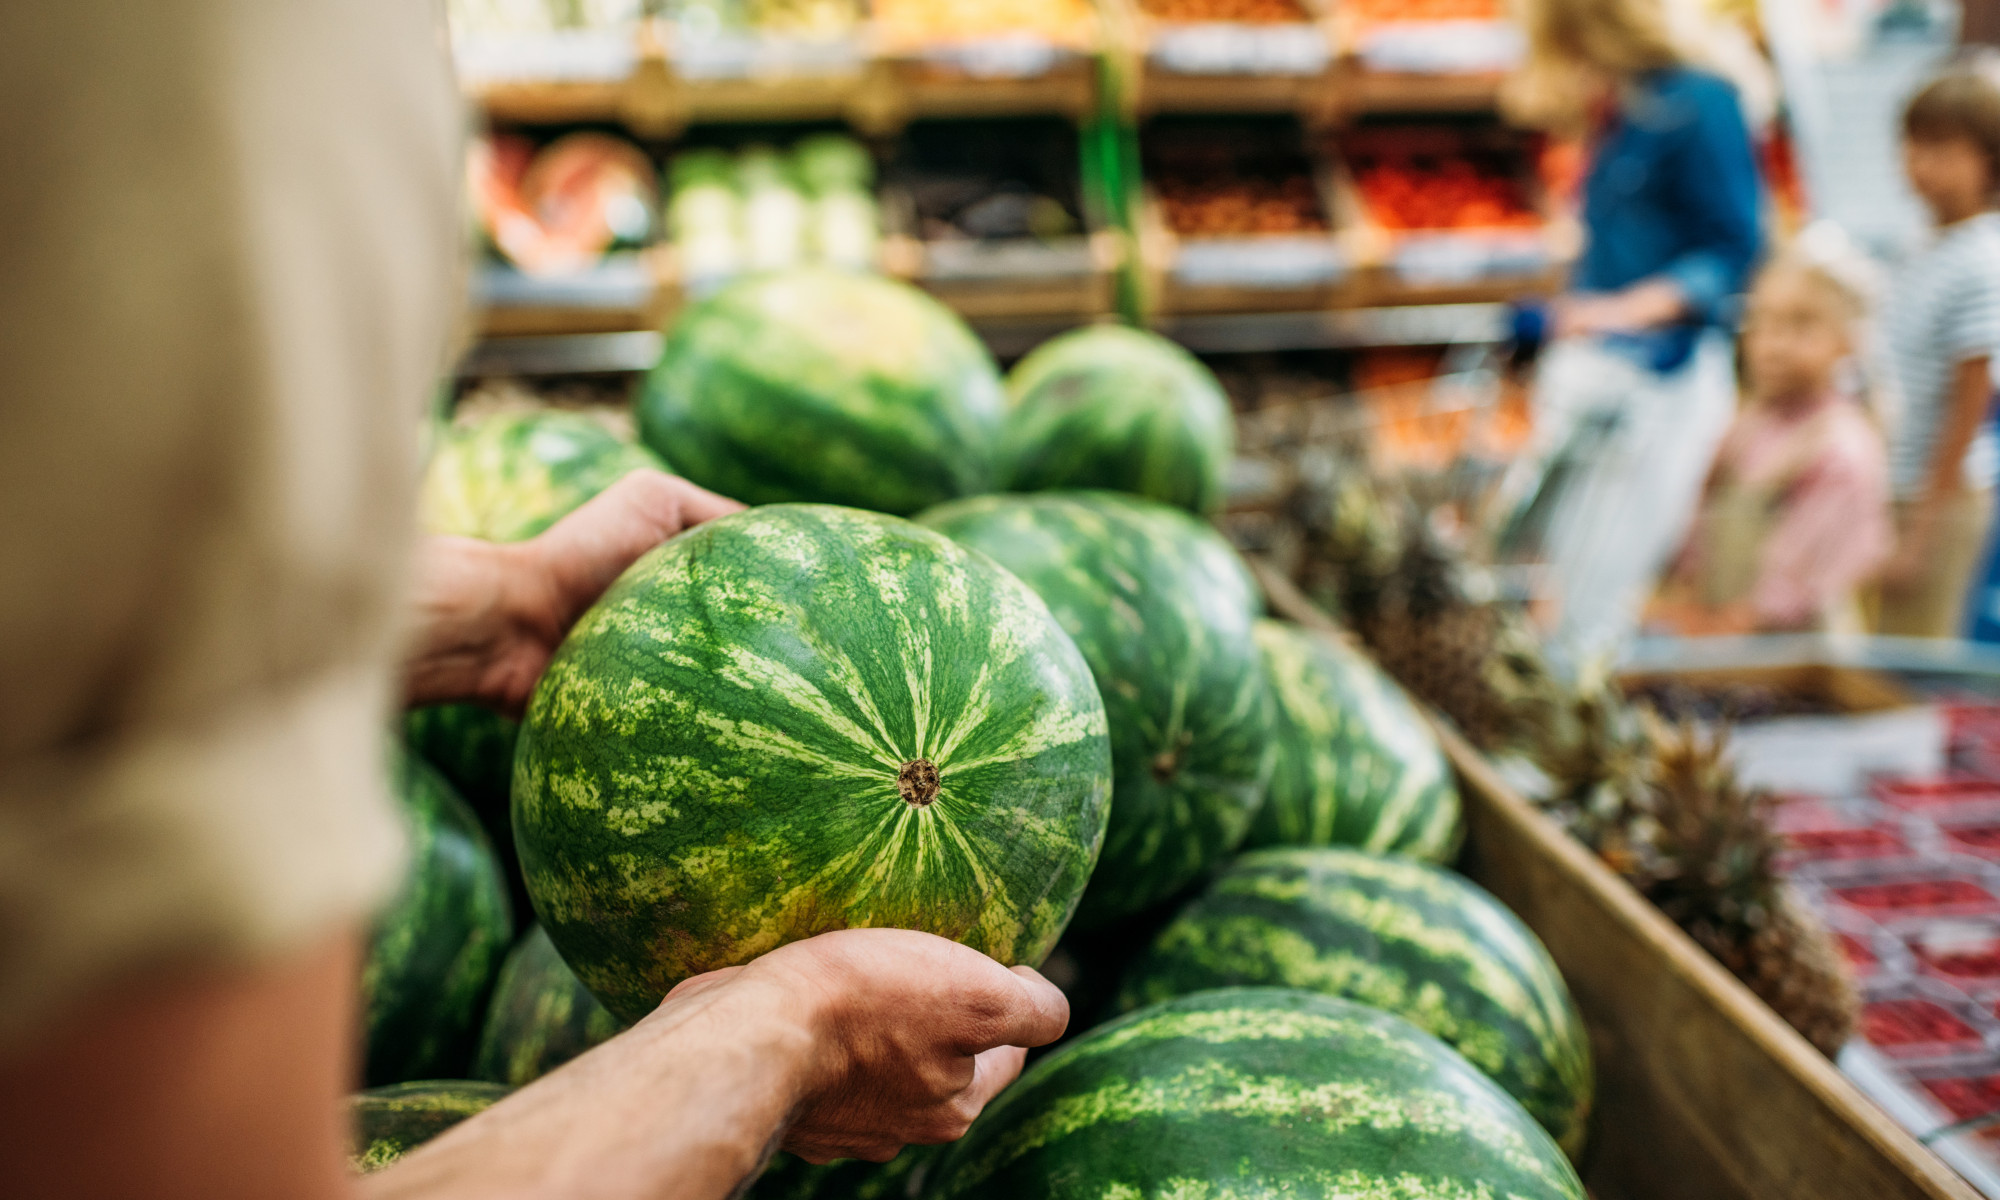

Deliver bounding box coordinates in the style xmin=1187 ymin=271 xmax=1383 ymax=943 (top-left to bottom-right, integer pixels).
xmin=1332 ymin=0 xmax=1523 ymax=77
xmin=1112 ymin=0 xmax=1341 ymax=118
xmin=1327 ymin=122 xmax=1572 ymax=296
xmin=1253 ymin=567 xmax=1981 ymax=1200
xmin=868 ymin=0 xmax=1105 ymax=124
xmin=1135 ymin=117 xmax=1352 ymax=315
xmin=878 ymin=117 xmax=1122 ymax=322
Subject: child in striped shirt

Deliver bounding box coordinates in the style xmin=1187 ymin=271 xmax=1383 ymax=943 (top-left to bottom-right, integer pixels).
xmin=1879 ymin=62 xmax=2000 ymax=637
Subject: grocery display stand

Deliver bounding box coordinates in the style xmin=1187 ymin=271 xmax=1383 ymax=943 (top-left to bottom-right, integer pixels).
xmin=1256 ymin=568 xmax=1983 ymax=1200
xmin=458 ymin=2 xmax=1551 ymax=349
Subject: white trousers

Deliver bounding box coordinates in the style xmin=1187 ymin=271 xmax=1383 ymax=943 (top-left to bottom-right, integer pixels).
xmin=1519 ymin=334 xmax=1738 ymax=666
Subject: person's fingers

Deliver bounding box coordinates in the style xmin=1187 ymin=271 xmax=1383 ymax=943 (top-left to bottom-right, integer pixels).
xmin=954 ymin=966 xmax=1068 ymax=1053
xmin=959 ymin=1044 xmax=1027 ymax=1112
xmin=666 ymin=475 xmax=746 ymax=526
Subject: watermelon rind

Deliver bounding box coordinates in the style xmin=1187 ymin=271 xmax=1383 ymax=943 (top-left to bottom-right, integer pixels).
xmin=362 ymin=755 xmax=515 ymax=1086
xmin=472 ymin=924 xmax=627 ymax=1087
xmin=637 ymin=270 xmax=1005 ymax=515
xmin=1244 ymin=619 xmax=1461 ymax=861
xmin=924 ymin=987 xmax=1585 ymax=1200
xmin=1116 ymin=846 xmax=1594 ymax=1156
xmin=918 ymin=491 xmax=1270 ymax=929
xmin=747 ymin=1146 xmax=935 ymax=1200
xmin=349 ymin=1080 xmax=510 ymax=1174
xmin=514 ymin=504 xmax=1113 ymax=1022
xmin=1001 ymin=324 xmax=1235 ymax=515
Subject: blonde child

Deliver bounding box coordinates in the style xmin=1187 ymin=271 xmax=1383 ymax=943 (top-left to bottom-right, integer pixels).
xmin=1654 ymin=246 xmax=1892 ymax=635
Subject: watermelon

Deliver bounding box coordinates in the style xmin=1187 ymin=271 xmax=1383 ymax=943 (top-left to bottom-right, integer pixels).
xmin=472 ymin=924 xmax=625 ymax=1087
xmin=637 ymin=270 xmax=1005 ymax=515
xmin=363 ymin=755 xmax=515 ymax=1086
xmin=924 ymin=987 xmax=1585 ymax=1200
xmin=513 ymin=504 xmax=1112 ymax=1023
xmin=1116 ymin=847 xmax=1594 ymax=1156
xmin=1244 ymin=619 xmax=1461 ymax=860
xmin=349 ymin=1080 xmax=510 ymax=1174
xmin=918 ymin=492 xmax=1270 ymax=929
xmin=419 ymin=405 xmax=670 ymax=544
xmin=747 ymin=1147 xmax=934 ymax=1200
xmin=409 ymin=406 xmax=670 ymax=814
xmin=1001 ymin=324 xmax=1234 ymax=515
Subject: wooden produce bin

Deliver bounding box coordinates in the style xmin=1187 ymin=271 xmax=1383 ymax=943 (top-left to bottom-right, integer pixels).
xmin=1256 ymin=570 xmax=1980 ymax=1200
xmin=1113 ymin=0 xmax=1340 ymax=119
xmin=1138 ymin=117 xmax=1352 ymax=315
xmin=1330 ymin=0 xmax=1520 ymax=115
xmin=868 ymin=0 xmax=1105 ymax=125
xmin=1327 ymin=121 xmax=1571 ymax=306
xmin=879 ymin=117 xmax=1122 ymax=323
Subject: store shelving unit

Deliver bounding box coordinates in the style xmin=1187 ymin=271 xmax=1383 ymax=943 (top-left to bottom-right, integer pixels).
xmin=457 ymin=2 xmax=1549 ymax=357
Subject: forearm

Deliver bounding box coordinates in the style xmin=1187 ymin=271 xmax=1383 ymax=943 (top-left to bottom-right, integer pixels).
xmin=1922 ymin=357 xmax=1994 ymax=501
xmin=365 ymin=980 xmax=817 ymax=1200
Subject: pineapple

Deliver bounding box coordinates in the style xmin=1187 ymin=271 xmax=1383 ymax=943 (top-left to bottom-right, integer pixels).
xmin=1289 ymin=462 xmax=1554 ymax=751
xmin=1635 ymin=718 xmax=1857 ymax=1057
xmin=1531 ymin=675 xmax=1858 ymax=1056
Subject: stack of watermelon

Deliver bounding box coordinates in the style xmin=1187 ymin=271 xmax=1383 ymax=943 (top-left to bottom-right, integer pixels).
xmin=354 ymin=275 xmax=1591 ymax=1198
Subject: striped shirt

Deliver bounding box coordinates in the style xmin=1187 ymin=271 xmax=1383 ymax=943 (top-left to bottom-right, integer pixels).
xmin=1886 ymin=212 xmax=2000 ymax=496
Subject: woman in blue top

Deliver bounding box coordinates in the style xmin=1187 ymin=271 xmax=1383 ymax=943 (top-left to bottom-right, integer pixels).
xmin=1501 ymin=0 xmax=1765 ymax=661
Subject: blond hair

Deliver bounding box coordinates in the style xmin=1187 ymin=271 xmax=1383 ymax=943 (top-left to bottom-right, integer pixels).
xmin=1754 ymin=221 xmax=1897 ymax=425
xmin=1503 ymin=0 xmax=1685 ymax=130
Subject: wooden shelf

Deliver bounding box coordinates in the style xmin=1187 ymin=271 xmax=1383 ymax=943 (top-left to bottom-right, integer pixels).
xmin=456 ymin=13 xmax=1522 ymax=132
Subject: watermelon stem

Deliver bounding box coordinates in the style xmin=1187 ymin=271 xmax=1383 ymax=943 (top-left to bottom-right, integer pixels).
xmin=898 ymin=759 xmax=941 ymax=807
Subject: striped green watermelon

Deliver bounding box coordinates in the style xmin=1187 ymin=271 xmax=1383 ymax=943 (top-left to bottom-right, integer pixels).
xmin=924 ymin=987 xmax=1585 ymax=1200
xmin=918 ymin=492 xmax=1270 ymax=929
xmin=472 ymin=924 xmax=625 ymax=1087
xmin=1001 ymin=324 xmax=1234 ymax=515
xmin=419 ymin=405 xmax=670 ymax=543
xmin=349 ymin=1080 xmax=510 ymax=1174
xmin=1116 ymin=847 xmax=1593 ymax=1156
xmin=1244 ymin=619 xmax=1461 ymax=860
xmin=747 ymin=1147 xmax=934 ymax=1200
xmin=408 ymin=405 xmax=670 ymax=813
xmin=637 ymin=270 xmax=1004 ymax=515
xmin=513 ymin=504 xmax=1112 ymax=1023
xmin=363 ymin=755 xmax=515 ymax=1086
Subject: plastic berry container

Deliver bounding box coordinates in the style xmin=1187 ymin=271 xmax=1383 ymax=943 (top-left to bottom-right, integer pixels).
xmin=1936 ymin=814 xmax=2000 ymax=863
xmin=1902 ymin=920 xmax=2000 ymax=988
xmin=1801 ymin=857 xmax=2000 ymax=921
xmin=1827 ymin=908 xmax=1910 ymax=985
xmin=1860 ymin=978 xmax=1995 ymax=1062
xmin=1872 ymin=776 xmax=2000 ymax=815
xmin=1770 ymin=798 xmax=1913 ymax=871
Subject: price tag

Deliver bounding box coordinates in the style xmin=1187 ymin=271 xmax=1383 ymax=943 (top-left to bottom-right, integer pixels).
xmin=1356 ymin=20 xmax=1524 ymax=74
xmin=921 ymin=34 xmax=1064 ymax=80
xmin=1150 ymin=22 xmax=1328 ymax=76
xmin=453 ymin=29 xmax=638 ymax=85
xmin=1392 ymin=230 xmax=1546 ymax=286
xmin=1173 ymin=236 xmax=1344 ymax=286
xmin=474 ymin=253 xmax=655 ymax=309
xmin=924 ymin=237 xmax=1095 ymax=281
xmin=674 ymin=30 xmax=864 ymax=79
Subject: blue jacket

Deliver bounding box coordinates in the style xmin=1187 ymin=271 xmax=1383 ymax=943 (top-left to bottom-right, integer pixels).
xmin=1576 ymin=68 xmax=1764 ymax=372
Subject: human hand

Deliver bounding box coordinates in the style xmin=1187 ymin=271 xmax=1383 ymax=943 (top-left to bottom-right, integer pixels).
xmin=402 ymin=470 xmax=742 ymax=714
xmin=667 ymin=929 xmax=1070 ymax=1164
xmin=1880 ymin=504 xmax=1941 ymax=594
xmin=1552 ymin=279 xmax=1687 ymax=339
